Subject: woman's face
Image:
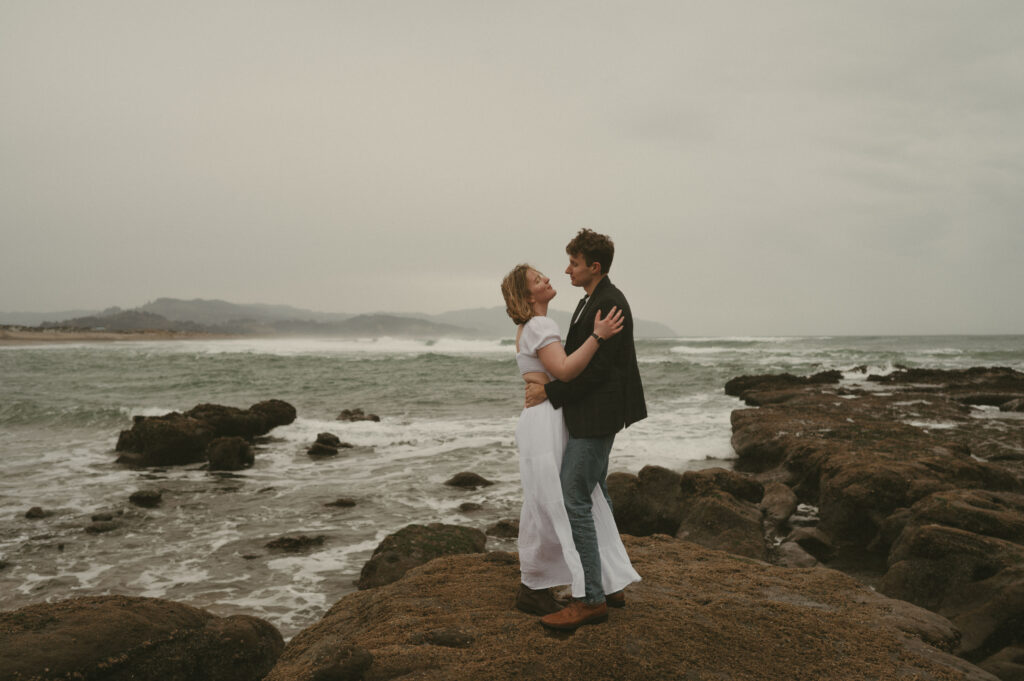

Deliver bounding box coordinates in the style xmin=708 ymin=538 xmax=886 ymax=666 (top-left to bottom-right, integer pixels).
xmin=526 ymin=269 xmax=556 ymax=304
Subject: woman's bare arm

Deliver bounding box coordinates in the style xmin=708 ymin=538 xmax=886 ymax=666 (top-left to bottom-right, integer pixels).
xmin=536 ymin=307 xmax=623 ymax=382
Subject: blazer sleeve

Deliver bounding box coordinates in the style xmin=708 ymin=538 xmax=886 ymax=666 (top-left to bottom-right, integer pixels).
xmin=543 ymin=297 xmax=626 ymax=409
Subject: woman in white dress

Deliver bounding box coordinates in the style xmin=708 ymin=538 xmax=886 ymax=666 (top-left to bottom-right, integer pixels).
xmin=500 ymin=263 xmax=641 ymax=615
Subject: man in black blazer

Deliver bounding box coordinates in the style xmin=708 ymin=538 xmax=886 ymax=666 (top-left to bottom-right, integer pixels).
xmin=525 ymin=229 xmax=647 ymax=630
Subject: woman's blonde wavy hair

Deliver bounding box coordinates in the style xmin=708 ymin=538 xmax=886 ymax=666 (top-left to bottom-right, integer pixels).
xmin=501 ymin=263 xmax=536 ymax=325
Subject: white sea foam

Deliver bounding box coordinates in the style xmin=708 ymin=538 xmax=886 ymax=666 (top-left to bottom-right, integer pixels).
xmin=674 ymin=336 xmax=805 ymax=343
xmin=904 ymin=420 xmax=960 ymax=430
xmin=128 ymin=562 xmax=212 ymax=598
xmin=841 ymin=361 xmax=899 ymax=381
xmin=669 ymin=346 xmax=736 ymax=355
xmin=111 ymin=337 xmax=512 ymax=357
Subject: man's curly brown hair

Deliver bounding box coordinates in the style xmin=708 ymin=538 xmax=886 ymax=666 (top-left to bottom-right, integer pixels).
xmin=566 ymin=228 xmax=614 ymax=275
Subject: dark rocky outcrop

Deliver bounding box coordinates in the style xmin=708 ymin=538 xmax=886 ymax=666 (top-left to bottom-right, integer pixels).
xmin=337 ymin=408 xmax=380 ymax=422
xmin=115 ymin=400 xmax=295 ymax=467
xmin=24 ymin=506 xmax=51 ymax=519
xmin=356 ymin=523 xmax=486 ymax=590
xmin=129 ymin=489 xmax=163 ymax=507
xmin=725 ymin=370 xmax=843 ymax=406
xmin=0 ymin=595 xmax=283 ymax=681
xmin=443 ymin=472 xmax=494 ymax=490
xmin=266 ymin=535 xmax=994 ymax=681
xmin=725 ymin=366 xmax=1024 ymax=676
xmin=207 ymin=436 xmax=255 ymax=471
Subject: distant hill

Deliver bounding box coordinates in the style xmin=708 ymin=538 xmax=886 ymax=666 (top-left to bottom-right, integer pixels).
xmin=38 ymin=304 xmax=472 ymax=338
xmin=0 ymin=309 xmax=102 ymax=326
xmin=16 ymin=298 xmax=676 ymax=338
xmin=138 ymin=298 xmax=352 ymax=325
xmin=40 ymin=310 xmax=206 ymax=332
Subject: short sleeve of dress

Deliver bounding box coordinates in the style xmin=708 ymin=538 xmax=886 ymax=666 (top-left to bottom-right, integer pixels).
xmin=520 ymin=316 xmax=562 ymax=355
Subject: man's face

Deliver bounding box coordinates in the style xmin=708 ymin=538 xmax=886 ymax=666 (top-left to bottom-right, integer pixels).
xmin=565 ymin=252 xmax=598 ymax=289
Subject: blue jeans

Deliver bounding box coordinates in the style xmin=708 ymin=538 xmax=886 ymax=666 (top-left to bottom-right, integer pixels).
xmin=560 ymin=433 xmax=615 ymax=605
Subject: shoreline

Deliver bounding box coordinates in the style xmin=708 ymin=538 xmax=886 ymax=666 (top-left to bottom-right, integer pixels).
xmin=0 ymin=326 xmax=240 ymax=345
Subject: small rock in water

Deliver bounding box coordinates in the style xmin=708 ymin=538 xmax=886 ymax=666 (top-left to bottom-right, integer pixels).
xmin=444 ymin=472 xmax=494 ymax=489
xmin=242 ymin=553 xmax=261 ymax=560
xmin=459 ymin=502 xmax=483 ymax=512
xmin=0 ymin=559 xmax=9 ymax=571
xmin=315 ymin=432 xmax=343 ymax=448
xmin=128 ymin=490 xmax=162 ymax=508
xmin=308 ymin=432 xmax=355 ymax=457
xmin=25 ymin=507 xmax=51 ymax=520
xmin=91 ymin=512 xmax=116 ymax=522
xmin=265 ymin=535 xmax=326 ymax=552
xmin=324 ymin=498 xmax=357 ymax=508
xmin=337 ymin=408 xmax=380 ymax=422
xmin=85 ymin=521 xmax=120 ymax=534
xmin=307 ymin=442 xmax=341 ymax=457
xmin=485 ymin=519 xmax=519 ymax=538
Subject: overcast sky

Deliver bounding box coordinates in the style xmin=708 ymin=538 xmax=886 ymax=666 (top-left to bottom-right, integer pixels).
xmin=2 ymin=1 xmax=1021 ymax=335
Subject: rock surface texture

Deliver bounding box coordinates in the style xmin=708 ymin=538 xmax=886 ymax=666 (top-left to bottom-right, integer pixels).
xmin=357 ymin=523 xmax=487 ymax=590
xmin=115 ymin=399 xmax=296 ymax=467
xmin=266 ymin=535 xmax=995 ymax=681
xmin=0 ymin=595 xmax=283 ymax=681
xmin=724 ymin=366 xmax=1024 ymax=680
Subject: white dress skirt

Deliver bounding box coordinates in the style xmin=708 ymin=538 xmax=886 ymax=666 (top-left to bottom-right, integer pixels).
xmin=515 ymin=399 xmax=641 ymax=598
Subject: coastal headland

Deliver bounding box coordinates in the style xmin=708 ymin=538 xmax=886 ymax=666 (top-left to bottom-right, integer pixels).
xmin=2 ymin=366 xmax=1022 ymax=680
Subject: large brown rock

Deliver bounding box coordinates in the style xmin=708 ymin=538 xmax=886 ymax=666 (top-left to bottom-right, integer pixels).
xmin=675 ymin=489 xmax=767 ymax=560
xmin=265 ymin=535 xmax=994 ymax=681
xmin=609 ymin=466 xmax=767 ymax=560
xmin=726 ymin=367 xmax=1024 ymax=675
xmin=357 ymin=523 xmax=486 ymax=590
xmin=606 ymin=465 xmax=687 ymax=536
xmin=880 ymin=492 xmax=1024 ymax=663
xmin=681 ymin=466 xmax=764 ymax=504
xmin=0 ymin=595 xmax=283 ymax=681
xmin=115 ymin=400 xmax=296 ymax=467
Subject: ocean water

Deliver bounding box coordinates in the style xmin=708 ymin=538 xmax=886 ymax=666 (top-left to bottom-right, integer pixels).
xmin=1 ymin=334 xmax=1022 ymax=638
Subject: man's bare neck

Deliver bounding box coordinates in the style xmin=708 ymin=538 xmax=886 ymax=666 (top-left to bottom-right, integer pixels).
xmin=583 ymin=275 xmax=605 ymax=296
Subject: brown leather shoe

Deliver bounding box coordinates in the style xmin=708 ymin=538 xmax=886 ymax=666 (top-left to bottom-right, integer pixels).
xmin=515 ymin=584 xmax=565 ymax=615
xmin=606 ymin=590 xmax=625 ymax=608
xmin=540 ymin=600 xmax=608 ymax=630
